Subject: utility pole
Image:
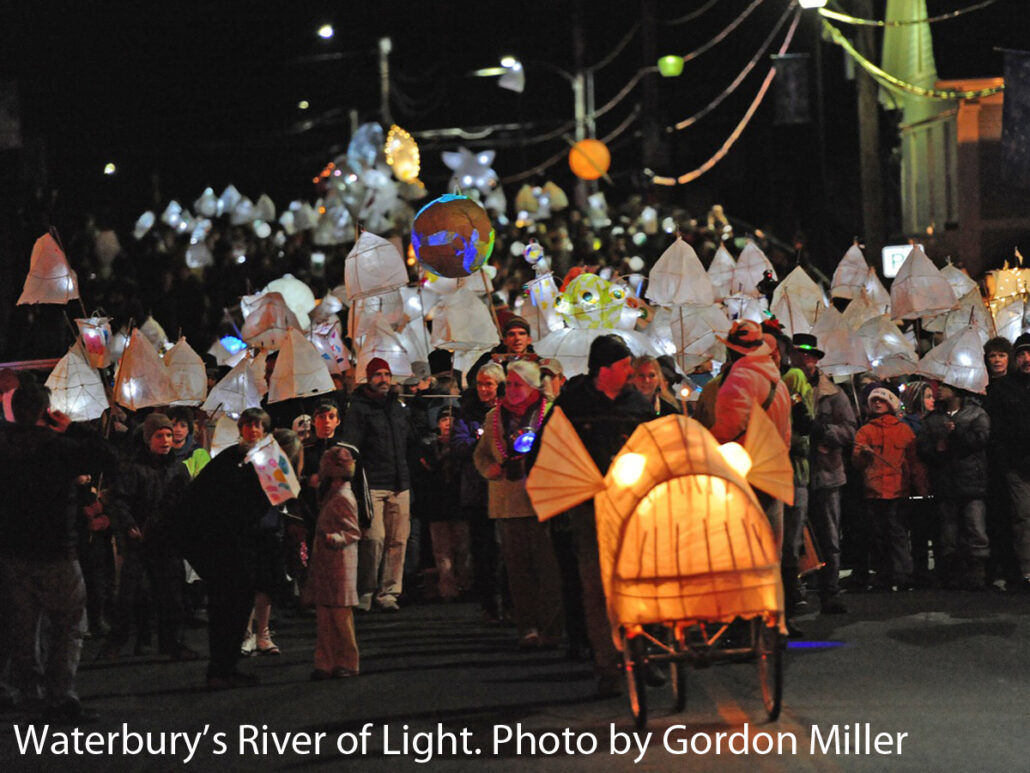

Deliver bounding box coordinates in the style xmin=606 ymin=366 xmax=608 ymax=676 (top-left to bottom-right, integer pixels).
xmin=640 ymin=0 xmax=666 ymax=172
xmin=852 ymin=0 xmax=885 ymax=256
xmin=571 ymin=0 xmax=589 ymax=208
xmin=379 ymin=37 xmax=393 ymax=126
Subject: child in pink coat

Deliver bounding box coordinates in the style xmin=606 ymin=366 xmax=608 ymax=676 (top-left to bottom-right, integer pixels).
xmin=309 ymin=446 xmax=361 ymax=680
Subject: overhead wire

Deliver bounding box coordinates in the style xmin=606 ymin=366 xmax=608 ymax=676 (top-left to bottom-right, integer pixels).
xmin=587 ymin=21 xmax=641 ymax=73
xmin=678 ymin=0 xmax=768 ymax=63
xmin=660 ymin=0 xmax=723 ymax=26
xmin=820 ymin=0 xmax=1003 ymax=27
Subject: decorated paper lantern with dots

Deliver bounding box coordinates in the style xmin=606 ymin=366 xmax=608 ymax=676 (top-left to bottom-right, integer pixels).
xmin=568 ymin=139 xmax=611 ymax=181
xmin=411 ymin=194 xmax=495 ymax=278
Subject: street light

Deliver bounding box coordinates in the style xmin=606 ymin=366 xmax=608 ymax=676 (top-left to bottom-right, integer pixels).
xmin=317 ymin=23 xmax=334 ymax=39
xmin=797 ymin=0 xmax=827 ymax=8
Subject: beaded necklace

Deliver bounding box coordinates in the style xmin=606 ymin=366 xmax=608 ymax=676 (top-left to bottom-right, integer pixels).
xmin=491 ymin=397 xmax=547 ymax=462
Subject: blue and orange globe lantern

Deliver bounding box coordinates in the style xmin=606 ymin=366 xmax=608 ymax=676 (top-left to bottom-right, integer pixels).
xmin=411 ymin=194 xmax=495 ymax=278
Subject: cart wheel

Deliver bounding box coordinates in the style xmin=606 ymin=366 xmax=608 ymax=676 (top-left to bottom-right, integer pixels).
xmin=755 ymin=621 xmax=783 ymax=720
xmin=621 ymin=630 xmax=648 ymax=729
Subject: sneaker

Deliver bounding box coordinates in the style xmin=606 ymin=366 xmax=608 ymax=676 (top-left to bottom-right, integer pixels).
xmin=255 ymin=629 xmax=280 ymax=656
xmin=240 ymin=632 xmax=257 ymax=657
xmin=41 ymin=700 xmax=99 ymax=725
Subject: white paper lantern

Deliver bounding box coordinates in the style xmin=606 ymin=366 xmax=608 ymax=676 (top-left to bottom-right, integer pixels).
xmin=831 ymin=244 xmax=869 ymax=300
xmin=165 ymin=338 xmax=207 ymax=406
xmin=344 ymin=231 xmax=408 ymax=301
xmin=114 ymin=329 xmax=176 ymax=410
xmin=17 ymin=233 xmax=80 ymax=306
xmin=267 ymin=329 xmax=335 ymax=403
xmin=646 ymin=237 xmax=714 ymax=306
xmin=890 ymin=246 xmax=956 ymax=321
xmin=46 ymin=346 xmax=109 ymax=422
xmin=917 ymin=327 xmax=989 ymax=394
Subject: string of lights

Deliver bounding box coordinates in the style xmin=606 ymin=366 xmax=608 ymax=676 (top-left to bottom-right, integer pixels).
xmin=648 ymin=9 xmax=801 ymax=187
xmin=820 ymin=0 xmax=1002 ymax=27
xmin=672 ymin=1 xmax=795 ymax=131
xmin=822 ymin=18 xmax=1005 ymax=100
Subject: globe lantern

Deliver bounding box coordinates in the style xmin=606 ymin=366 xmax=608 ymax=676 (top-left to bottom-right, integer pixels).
xmin=568 ymin=139 xmax=611 ymax=180
xmin=411 ymin=194 xmax=495 ymax=278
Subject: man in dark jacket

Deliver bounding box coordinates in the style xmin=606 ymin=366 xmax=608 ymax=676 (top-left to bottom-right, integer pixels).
xmin=535 ymin=335 xmax=652 ymax=696
xmin=0 ymin=382 xmax=116 ymax=722
xmin=341 ymin=358 xmax=412 ymax=612
xmin=466 ymin=315 xmax=536 ymax=385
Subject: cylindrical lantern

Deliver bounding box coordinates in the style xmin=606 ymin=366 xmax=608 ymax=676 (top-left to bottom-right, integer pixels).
xmin=568 ymin=139 xmax=611 ymax=180
xmin=657 ymin=55 xmax=684 ymax=78
xmin=411 ymin=194 xmax=495 ymax=278
xmin=75 ymin=316 xmax=112 ymax=368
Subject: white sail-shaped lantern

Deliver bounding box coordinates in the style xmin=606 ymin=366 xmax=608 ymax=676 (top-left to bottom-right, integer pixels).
xmin=831 ymin=244 xmax=869 ymax=300
xmin=667 ymin=303 xmax=731 ymax=372
xmin=646 ymin=237 xmax=715 ymax=305
xmin=770 ymin=265 xmax=826 ymax=336
xmin=993 ymin=296 xmax=1024 ymax=342
xmin=518 ymin=273 xmax=564 ymax=339
xmin=429 ymin=287 xmax=499 ymax=353
xmin=534 ymin=328 xmax=658 ymax=379
xmin=917 ymin=327 xmax=989 ymax=394
xmin=140 ymin=316 xmax=170 ymax=352
xmin=209 ymin=414 xmax=241 ymax=458
xmin=864 ymin=267 xmax=891 ymax=308
xmin=355 ymin=318 xmax=413 ymax=380
xmin=810 ymin=304 xmax=870 ymax=377
xmin=202 ymin=358 xmax=262 ymax=416
xmin=349 ymin=290 xmax=406 ymax=340
xmin=165 ymin=338 xmax=207 ymax=406
xmin=731 ymin=240 xmax=776 ymax=297
xmin=17 ymin=233 xmax=80 ymax=305
xmin=218 ymin=184 xmax=242 ymax=215
xmin=943 ymin=289 xmax=996 ymax=345
xmin=890 ymin=246 xmax=956 ymax=321
xmin=46 ymin=346 xmax=109 ymax=422
xmin=940 ymin=262 xmax=978 ymax=302
xmin=267 ymin=328 xmax=335 ymax=403
xmin=857 ymin=315 xmax=918 ymax=379
xmin=707 ymin=244 xmax=736 ymax=302
xmin=841 ymin=290 xmax=887 ymax=331
xmin=255 ymin=194 xmax=276 ymax=223
xmin=264 ymin=274 xmax=317 ymax=331
xmin=722 ymin=293 xmax=768 ymax=324
xmin=310 ymin=316 xmax=351 ymax=374
xmin=240 ymin=292 xmax=301 ymax=350
xmin=344 ymin=231 xmax=409 ymax=301
xmin=114 ymin=329 xmax=176 ymax=410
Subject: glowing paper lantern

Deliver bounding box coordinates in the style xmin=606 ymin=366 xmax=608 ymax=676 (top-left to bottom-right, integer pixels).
xmin=411 ymin=194 xmax=495 ymax=278
xmin=558 ymin=273 xmax=631 ymax=329
xmin=245 ymin=435 xmax=301 ymax=506
xmin=864 ymin=267 xmax=891 ymax=308
xmin=722 ymin=292 xmax=768 ymax=324
xmin=857 ymin=315 xmax=918 ymax=379
xmin=916 ymin=327 xmax=989 ymax=394
xmin=202 ymin=358 xmax=263 ymax=416
xmin=831 ymin=244 xmax=869 ymax=300
xmin=646 ymin=237 xmax=715 ymax=306
xmin=310 ymin=316 xmax=351 ymax=374
xmin=264 ymin=274 xmax=317 ymax=331
xmin=890 ymin=246 xmax=956 ymax=321
xmin=568 ymin=139 xmax=611 ymax=180
xmin=354 ymin=317 xmax=413 ymax=380
xmin=707 ymin=244 xmax=737 ymax=302
xmin=46 ymin=346 xmax=109 ymax=422
xmin=533 ymin=328 xmax=658 ymax=379
xmin=255 ymin=194 xmax=276 ymax=223
xmin=732 ymin=240 xmax=776 ymax=297
xmin=442 ymin=147 xmax=498 ymax=196
xmin=810 ymin=304 xmax=870 ymax=377
xmin=209 ymin=415 xmax=240 ymax=457
xmin=17 ymin=233 xmax=79 ymax=305
xmin=113 ymin=329 xmax=176 ymax=410
xmin=428 ymin=287 xmax=499 ymax=353
xmin=344 ymin=231 xmax=409 ymax=301
xmin=75 ymin=316 xmax=112 ymax=368
xmin=841 ymin=290 xmax=887 ymax=331
xmin=667 ymin=303 xmax=732 ymax=372
xmin=940 ymin=262 xmax=977 ymax=302
xmin=133 ymin=211 xmax=156 ymax=240
xmin=770 ymin=265 xmax=826 ymax=336
xmin=267 ymin=328 xmax=335 ymax=403
xmin=165 ymin=338 xmax=207 ymax=406
xmin=385 ymin=124 xmax=420 ymax=182
xmin=543 ymin=181 xmax=569 ymax=211
xmin=943 ymin=289 xmax=996 ymax=345
xmin=194 ymin=188 xmax=219 ymax=217
xmin=240 ymin=292 xmax=302 ymax=350
xmin=140 ymin=316 xmax=169 ymax=352
xmin=219 ymin=184 xmax=242 ymax=214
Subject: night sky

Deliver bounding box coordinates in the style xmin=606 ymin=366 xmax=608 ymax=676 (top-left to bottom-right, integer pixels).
xmin=1 ymin=0 xmax=1025 ymax=246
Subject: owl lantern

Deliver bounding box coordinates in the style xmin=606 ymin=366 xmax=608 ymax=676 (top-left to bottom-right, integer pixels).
xmin=411 ymin=195 xmax=495 ymax=278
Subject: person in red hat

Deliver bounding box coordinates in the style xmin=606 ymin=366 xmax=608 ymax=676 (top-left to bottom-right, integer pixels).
xmin=340 ymin=358 xmax=413 ymax=612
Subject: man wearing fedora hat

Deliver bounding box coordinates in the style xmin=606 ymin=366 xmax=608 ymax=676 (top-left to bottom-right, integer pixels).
xmin=791 ymin=333 xmax=856 ymax=614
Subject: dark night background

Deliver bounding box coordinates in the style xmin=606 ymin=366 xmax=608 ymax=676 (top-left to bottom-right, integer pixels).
xmin=0 ymin=0 xmax=1025 ymax=285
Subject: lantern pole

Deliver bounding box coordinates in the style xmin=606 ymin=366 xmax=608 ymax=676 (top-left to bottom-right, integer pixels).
xmin=481 ymin=270 xmax=502 ymax=337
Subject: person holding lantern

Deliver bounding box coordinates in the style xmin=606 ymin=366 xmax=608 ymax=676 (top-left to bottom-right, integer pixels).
xmin=474 ymin=359 xmax=562 ymax=649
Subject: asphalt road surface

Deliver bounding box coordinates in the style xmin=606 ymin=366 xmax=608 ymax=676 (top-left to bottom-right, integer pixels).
xmin=1 ymin=586 xmax=1028 ymax=772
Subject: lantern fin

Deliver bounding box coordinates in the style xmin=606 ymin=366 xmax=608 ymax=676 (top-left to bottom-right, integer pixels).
xmin=527 ymin=406 xmax=604 ymax=521
xmin=742 ymin=400 xmax=794 ymax=505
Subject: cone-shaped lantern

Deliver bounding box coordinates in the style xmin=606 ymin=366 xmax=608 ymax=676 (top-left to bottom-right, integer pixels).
xmin=17 ymin=233 xmax=80 ymax=305
xmin=770 ymin=265 xmax=826 ymax=336
xmin=890 ymin=246 xmax=956 ymax=321
xmin=429 ymin=287 xmax=499 ymax=352
xmin=857 ymin=315 xmax=918 ymax=379
xmin=722 ymin=293 xmax=768 ymax=324
xmin=140 ymin=316 xmax=169 ymax=352
xmin=344 ymin=231 xmax=409 ymax=302
xmin=830 ymin=243 xmax=869 ymax=300
xmin=944 ymin=289 xmax=996 ymax=345
xmin=646 ymin=237 xmax=715 ymax=306
xmin=841 ymin=290 xmax=887 ymax=331
xmin=267 ymin=328 xmax=335 ymax=403
xmin=666 ymin=303 xmax=731 ymax=372
xmin=209 ymin=414 xmax=241 ymax=458
xmin=354 ymin=317 xmax=413 ymax=380
xmin=707 ymin=244 xmax=736 ymax=302
xmin=165 ymin=338 xmax=207 ymax=406
xmin=731 ymin=240 xmax=776 ymax=297
xmin=240 ymin=292 xmax=301 ymax=350
xmin=114 ymin=329 xmax=176 ymax=410
xmin=940 ymin=262 xmax=977 ymax=302
xmin=993 ymin=296 xmax=1024 ymax=342
xmin=810 ymin=304 xmax=870 ymax=377
xmin=202 ymin=358 xmax=262 ymax=416
xmin=310 ymin=316 xmax=351 ymax=374
xmin=864 ymin=267 xmax=891 ymax=308
xmin=917 ymin=327 xmax=989 ymax=394
xmin=46 ymin=346 xmax=109 ymax=422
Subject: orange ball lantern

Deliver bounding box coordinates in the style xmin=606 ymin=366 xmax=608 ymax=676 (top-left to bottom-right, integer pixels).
xmin=568 ymin=139 xmax=611 ymax=180
xmin=411 ymin=195 xmax=496 ymax=278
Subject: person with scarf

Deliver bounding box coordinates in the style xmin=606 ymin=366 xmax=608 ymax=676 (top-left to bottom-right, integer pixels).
xmin=474 ymin=360 xmax=563 ymax=649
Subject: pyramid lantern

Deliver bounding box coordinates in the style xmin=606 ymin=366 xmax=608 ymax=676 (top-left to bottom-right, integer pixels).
xmin=731 ymin=240 xmax=776 ymax=297
xmin=916 ymin=327 xmax=989 ymax=394
xmin=209 ymin=415 xmax=241 ymax=458
xmin=113 ymin=329 xmax=176 ymax=410
xmin=943 ymin=289 xmax=996 ymax=345
xmin=841 ymin=290 xmax=887 ymax=331
xmin=889 ymin=246 xmax=956 ymax=320
xmin=645 ymin=237 xmax=715 ymax=306
xmin=940 ymin=261 xmax=978 ymax=302
xmin=830 ymin=243 xmax=869 ymax=300
xmin=354 ymin=317 xmax=413 ymax=380
xmin=45 ymin=346 xmax=109 ymax=422
xmin=17 ymin=233 xmax=80 ymax=305
xmin=666 ymin=303 xmax=731 ymax=372
xmin=202 ymin=358 xmax=263 ymax=416
xmin=864 ymin=267 xmax=891 ymax=308
xmin=810 ymin=304 xmax=870 ymax=377
xmin=428 ymin=286 xmax=499 ymax=353
xmin=770 ymin=265 xmax=826 ymax=337
xmin=344 ymin=231 xmax=409 ymax=302
xmin=856 ymin=315 xmax=918 ymax=379
xmin=993 ymin=296 xmax=1024 ymax=342
xmin=267 ymin=329 xmax=335 ymax=403
xmin=264 ymin=274 xmax=317 ymax=330
xmin=240 ymin=292 xmax=302 ymax=350
xmin=707 ymin=244 xmax=737 ymax=302
xmin=165 ymin=338 xmax=208 ymax=406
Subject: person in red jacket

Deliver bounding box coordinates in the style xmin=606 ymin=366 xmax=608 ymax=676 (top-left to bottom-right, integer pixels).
xmin=852 ymin=386 xmax=917 ymax=591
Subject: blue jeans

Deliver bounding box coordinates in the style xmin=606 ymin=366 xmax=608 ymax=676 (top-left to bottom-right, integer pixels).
xmin=0 ymin=555 xmax=87 ymax=707
xmin=809 ymin=487 xmax=842 ymax=599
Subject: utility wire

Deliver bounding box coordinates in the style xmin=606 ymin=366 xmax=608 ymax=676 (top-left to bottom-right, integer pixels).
xmin=821 ymin=0 xmax=1002 ymax=27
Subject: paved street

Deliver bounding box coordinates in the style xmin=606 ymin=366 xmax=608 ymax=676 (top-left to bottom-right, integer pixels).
xmin=2 ymin=586 xmax=1029 ymax=772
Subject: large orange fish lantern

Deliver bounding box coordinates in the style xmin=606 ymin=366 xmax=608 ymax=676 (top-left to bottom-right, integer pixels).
xmin=411 ymin=194 xmax=495 ymax=278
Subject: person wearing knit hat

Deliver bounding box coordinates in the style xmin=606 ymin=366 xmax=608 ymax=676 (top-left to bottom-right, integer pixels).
xmin=365 ymin=357 xmax=391 ymax=383
xmin=587 ymin=334 xmax=634 ymax=376
xmin=866 ymin=386 xmax=901 ymax=415
xmin=466 ymin=315 xmax=537 ymax=384
xmin=141 ymin=412 xmax=174 ymax=446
